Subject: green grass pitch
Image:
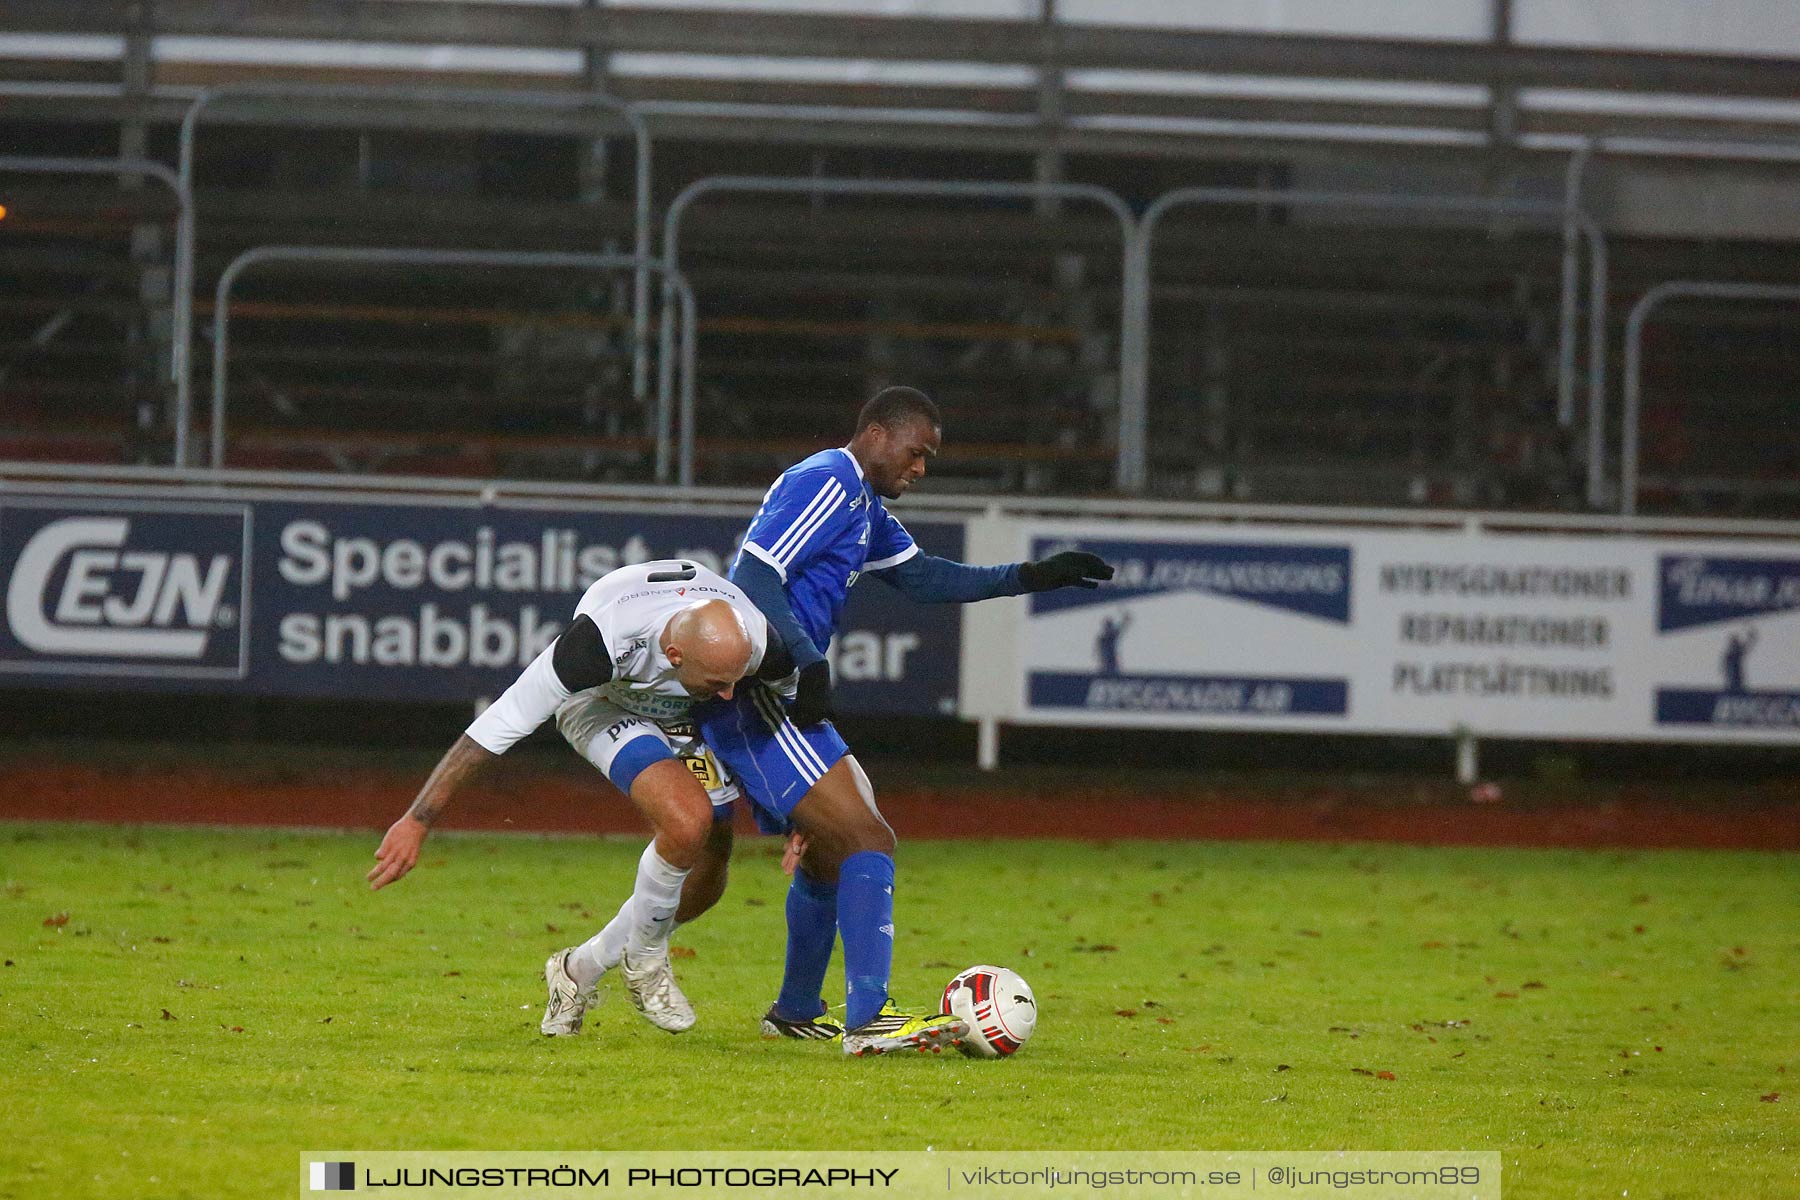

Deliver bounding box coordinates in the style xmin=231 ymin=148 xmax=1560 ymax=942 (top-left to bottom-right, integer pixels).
xmin=1 ymin=822 xmax=1793 ymax=1199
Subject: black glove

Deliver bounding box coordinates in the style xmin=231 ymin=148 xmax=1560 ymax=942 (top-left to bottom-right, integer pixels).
xmin=788 ymin=660 xmax=835 ymax=727
xmin=1019 ymin=550 xmax=1114 ymax=592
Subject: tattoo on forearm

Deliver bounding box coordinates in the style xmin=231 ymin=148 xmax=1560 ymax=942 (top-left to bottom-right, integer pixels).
xmin=403 ymin=735 xmax=495 ymax=829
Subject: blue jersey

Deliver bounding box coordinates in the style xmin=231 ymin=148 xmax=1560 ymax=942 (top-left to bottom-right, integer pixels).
xmin=733 ymin=447 xmax=917 ymax=654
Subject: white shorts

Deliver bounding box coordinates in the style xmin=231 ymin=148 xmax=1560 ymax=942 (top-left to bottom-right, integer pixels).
xmin=554 ymin=690 xmax=741 ymax=809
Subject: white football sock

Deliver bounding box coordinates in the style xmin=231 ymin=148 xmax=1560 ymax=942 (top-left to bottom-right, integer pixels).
xmin=567 ymin=896 xmax=634 ymax=988
xmin=565 ymin=842 xmax=692 ymax=985
xmin=624 ymin=841 xmax=690 ymax=959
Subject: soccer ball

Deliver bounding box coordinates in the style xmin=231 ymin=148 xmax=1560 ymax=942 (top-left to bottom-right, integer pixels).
xmin=941 ymin=965 xmax=1037 ymax=1058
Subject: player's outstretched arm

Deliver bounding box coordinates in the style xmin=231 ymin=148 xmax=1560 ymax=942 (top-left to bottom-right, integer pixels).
xmin=368 ymin=733 xmax=496 ymax=890
xmin=873 ymin=549 xmax=1114 ymax=602
xmin=370 ymin=614 xmax=614 ymax=890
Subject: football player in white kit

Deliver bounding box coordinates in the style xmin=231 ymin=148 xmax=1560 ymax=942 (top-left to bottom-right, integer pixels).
xmin=367 ymin=559 xmax=794 ymax=1036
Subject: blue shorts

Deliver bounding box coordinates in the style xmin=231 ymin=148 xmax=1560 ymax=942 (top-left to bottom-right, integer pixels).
xmin=696 ymin=682 xmax=849 ymax=834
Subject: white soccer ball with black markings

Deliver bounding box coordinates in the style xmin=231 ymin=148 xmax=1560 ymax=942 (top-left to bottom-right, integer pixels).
xmin=941 ymin=965 xmax=1037 ymax=1058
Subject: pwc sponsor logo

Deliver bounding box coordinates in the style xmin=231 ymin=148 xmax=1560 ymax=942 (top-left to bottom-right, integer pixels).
xmin=0 ymin=503 xmax=249 ymax=675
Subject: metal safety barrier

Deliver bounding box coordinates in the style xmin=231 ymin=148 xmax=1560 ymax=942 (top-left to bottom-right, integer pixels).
xmin=209 ymin=246 xmax=693 ymax=473
xmin=659 ymin=175 xmax=1139 ymax=490
xmin=1128 ymin=186 xmax=1607 ymax=501
xmin=0 ymin=155 xmax=192 ymax=444
xmin=176 ymin=84 xmax=650 ymax=468
xmin=1621 ymin=280 xmax=1800 ymax=516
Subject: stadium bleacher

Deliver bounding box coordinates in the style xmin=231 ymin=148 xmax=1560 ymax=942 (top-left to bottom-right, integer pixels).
xmin=1 ymin=2 xmax=1796 ymax=513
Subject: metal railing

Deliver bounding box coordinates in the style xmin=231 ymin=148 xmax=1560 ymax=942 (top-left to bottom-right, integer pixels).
xmin=176 ymin=84 xmax=650 ymax=467
xmin=11 ymin=83 xmax=1800 ymax=513
xmin=1621 ymin=280 xmax=1800 ymax=516
xmin=1129 ymin=186 xmax=1607 ymax=500
xmin=659 ymin=175 xmax=1138 ymax=489
xmin=0 ymin=154 xmax=192 ymax=449
xmin=209 ymin=246 xmax=694 ymax=473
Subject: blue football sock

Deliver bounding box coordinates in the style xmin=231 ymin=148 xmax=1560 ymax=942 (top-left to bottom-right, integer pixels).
xmin=837 ymin=850 xmax=897 ymax=1031
xmin=774 ymin=868 xmax=837 ymax=1021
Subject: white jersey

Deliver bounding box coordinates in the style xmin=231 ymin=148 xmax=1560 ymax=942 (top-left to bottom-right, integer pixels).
xmin=465 ymin=559 xmax=769 ymax=755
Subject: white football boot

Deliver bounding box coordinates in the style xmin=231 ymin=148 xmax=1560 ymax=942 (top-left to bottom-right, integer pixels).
xmin=540 ymin=948 xmax=601 ymax=1037
xmin=620 ymin=949 xmax=696 ymax=1033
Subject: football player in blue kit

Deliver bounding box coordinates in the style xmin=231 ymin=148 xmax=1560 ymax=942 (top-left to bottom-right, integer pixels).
xmin=696 ymin=386 xmax=1113 ymax=1056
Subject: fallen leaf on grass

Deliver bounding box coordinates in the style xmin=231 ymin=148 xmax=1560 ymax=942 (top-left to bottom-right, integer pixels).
xmin=1275 ymin=1064 xmax=1290 ymax=1072
xmin=321 ymin=1017 xmax=333 ymax=1024
xmin=1156 ymin=1017 xmax=1174 ymax=1025
xmin=1351 ymin=1068 xmax=1373 ymax=1076
xmin=1297 ymin=929 xmax=1321 ymax=938
xmin=1521 ymin=981 xmax=1547 ymax=989
xmin=443 ymin=970 xmax=461 ymax=977
xmin=160 ymin=1009 xmax=176 ymax=1021
xmin=669 ymin=946 xmax=696 ymax=959
xmin=1377 ymin=1070 xmax=1396 ymax=1081
xmin=743 ymin=898 xmax=766 ymax=907
xmin=1761 ymin=1093 xmax=1780 ymax=1103
xmin=1114 ymin=1009 xmax=1137 ymax=1018
xmin=1071 ymin=944 xmax=1119 ymax=954
xmin=544 ymin=924 xmax=561 ymax=934
xmin=43 ymin=913 xmax=69 ymax=928
xmin=1420 ymin=941 xmax=1445 ymax=950
xmin=1494 ymin=991 xmax=1519 ymax=999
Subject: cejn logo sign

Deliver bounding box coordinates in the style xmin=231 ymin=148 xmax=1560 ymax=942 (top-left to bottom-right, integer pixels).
xmin=0 ymin=501 xmax=251 ymax=678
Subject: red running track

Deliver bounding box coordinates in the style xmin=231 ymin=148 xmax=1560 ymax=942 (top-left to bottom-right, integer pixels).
xmin=2 ymin=757 xmax=1795 ymax=851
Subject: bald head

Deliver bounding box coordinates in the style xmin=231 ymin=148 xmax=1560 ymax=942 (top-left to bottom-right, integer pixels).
xmin=663 ymin=599 xmax=756 ymax=699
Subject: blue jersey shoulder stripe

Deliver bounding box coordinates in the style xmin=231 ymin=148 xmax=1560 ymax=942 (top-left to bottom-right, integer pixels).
xmin=762 ymin=476 xmax=842 ymax=565
xmin=766 ymin=476 xmax=848 ymax=567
